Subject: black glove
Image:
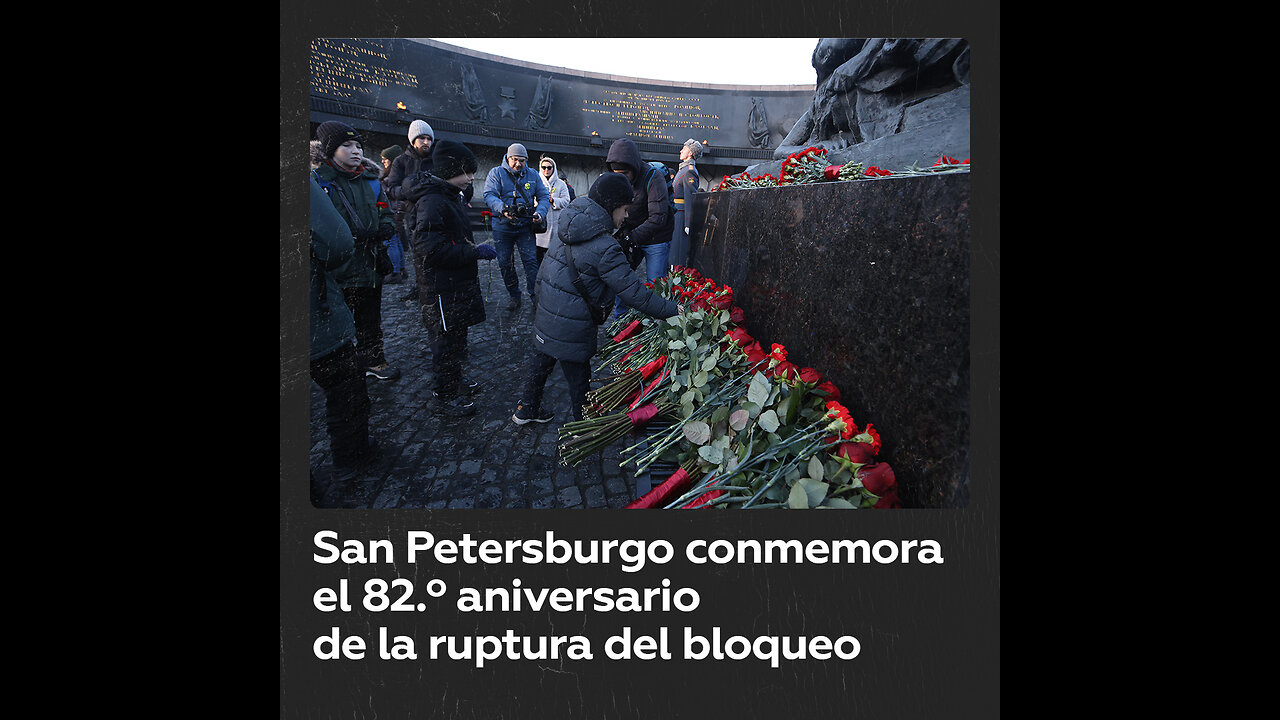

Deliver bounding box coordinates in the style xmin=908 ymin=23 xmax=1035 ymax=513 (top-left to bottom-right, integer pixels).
xmin=376 ymin=223 xmax=396 ymax=243
xmin=475 ymin=244 xmax=498 ymax=260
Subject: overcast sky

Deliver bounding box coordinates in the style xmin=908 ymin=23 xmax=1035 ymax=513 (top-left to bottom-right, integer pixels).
xmin=430 ymin=38 xmax=820 ymax=86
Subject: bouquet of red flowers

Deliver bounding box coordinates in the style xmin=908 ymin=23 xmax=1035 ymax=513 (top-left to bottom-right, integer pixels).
xmin=557 ymin=265 xmax=902 ymax=509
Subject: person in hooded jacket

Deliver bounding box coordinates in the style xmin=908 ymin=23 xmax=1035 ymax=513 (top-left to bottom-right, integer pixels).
xmin=411 ymin=139 xmax=499 ymax=417
xmin=534 ymin=155 xmax=572 ymax=267
xmin=386 ymin=119 xmax=475 ymax=303
xmin=483 ymin=143 xmax=550 ymax=310
xmin=313 ymin=121 xmax=401 ymax=382
xmin=310 ymin=171 xmax=377 ymax=480
xmin=604 ymin=137 xmax=675 ymax=319
xmin=511 ymin=173 xmax=679 ymax=425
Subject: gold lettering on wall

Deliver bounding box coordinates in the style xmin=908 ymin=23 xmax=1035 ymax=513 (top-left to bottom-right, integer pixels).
xmin=582 ymin=89 xmax=721 ymax=141
xmin=310 ymin=39 xmax=419 ymax=101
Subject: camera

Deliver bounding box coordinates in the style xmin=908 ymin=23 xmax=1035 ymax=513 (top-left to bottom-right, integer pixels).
xmin=503 ymin=199 xmax=534 ymax=219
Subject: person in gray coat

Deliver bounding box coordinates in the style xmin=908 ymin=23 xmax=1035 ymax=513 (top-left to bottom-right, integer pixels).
xmin=512 ymin=173 xmax=680 ymax=425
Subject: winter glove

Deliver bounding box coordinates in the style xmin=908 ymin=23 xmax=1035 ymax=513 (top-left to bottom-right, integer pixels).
xmin=475 ymin=244 xmax=498 ymax=260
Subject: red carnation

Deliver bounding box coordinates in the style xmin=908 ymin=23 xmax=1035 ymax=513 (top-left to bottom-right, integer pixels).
xmin=376 ymin=201 xmax=389 ymax=209
xmin=857 ymin=462 xmax=896 ymax=496
xmin=861 ymin=423 xmax=882 ymax=454
xmin=769 ymin=343 xmax=788 ymax=362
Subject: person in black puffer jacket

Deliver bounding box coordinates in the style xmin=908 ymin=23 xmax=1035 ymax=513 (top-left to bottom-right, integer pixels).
xmin=411 ymin=140 xmax=499 ymax=417
xmin=604 ymin=137 xmax=675 ymax=319
xmin=511 ymin=173 xmax=679 ymax=425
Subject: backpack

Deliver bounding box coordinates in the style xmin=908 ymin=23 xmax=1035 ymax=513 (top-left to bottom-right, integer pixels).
xmin=646 ymin=161 xmax=676 ymax=214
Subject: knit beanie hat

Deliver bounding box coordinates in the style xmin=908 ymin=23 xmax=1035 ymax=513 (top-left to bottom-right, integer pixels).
xmin=408 ymin=119 xmax=434 ymax=143
xmin=380 ymin=144 xmax=404 ymax=161
xmin=431 ymin=139 xmax=479 ymax=180
xmin=506 ymin=143 xmax=529 ymax=159
xmin=588 ymin=172 xmax=635 ymax=213
xmin=683 ymin=139 xmax=704 ymax=159
xmin=316 ymin=121 xmax=361 ymax=160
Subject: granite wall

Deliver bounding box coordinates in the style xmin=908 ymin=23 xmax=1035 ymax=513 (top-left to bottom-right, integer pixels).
xmin=685 ymin=174 xmax=970 ymax=508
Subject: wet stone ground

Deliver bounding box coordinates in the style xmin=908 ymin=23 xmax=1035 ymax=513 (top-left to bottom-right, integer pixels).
xmin=309 ymin=232 xmax=652 ymax=509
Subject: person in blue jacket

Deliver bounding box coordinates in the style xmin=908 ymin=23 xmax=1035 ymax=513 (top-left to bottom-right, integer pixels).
xmin=310 ymin=171 xmax=376 ymax=480
xmin=483 ymin=143 xmax=549 ymax=310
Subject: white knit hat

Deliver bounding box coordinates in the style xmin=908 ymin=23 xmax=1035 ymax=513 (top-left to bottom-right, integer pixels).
xmin=408 ymin=119 xmax=434 ymax=143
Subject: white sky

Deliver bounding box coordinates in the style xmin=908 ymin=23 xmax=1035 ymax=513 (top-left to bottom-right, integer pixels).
xmin=430 ymin=38 xmax=820 ymax=87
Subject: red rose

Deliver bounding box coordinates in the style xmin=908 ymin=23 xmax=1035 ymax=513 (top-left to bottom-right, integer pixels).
xmin=836 ymin=441 xmax=875 ymax=465
xmin=729 ymin=305 xmax=746 ymax=324
xmin=709 ymin=292 xmax=734 ymax=311
xmin=798 ymin=367 xmax=822 ymax=384
xmin=857 ymin=462 xmax=896 ymax=496
xmin=823 ymin=164 xmax=841 ymax=180
xmin=743 ymin=341 xmax=768 ymax=365
xmin=727 ymin=327 xmax=754 ymax=348
xmin=815 ymin=380 xmax=841 ymax=402
xmin=769 ymin=360 xmax=799 ymax=381
xmin=873 ymin=487 xmax=902 ymax=509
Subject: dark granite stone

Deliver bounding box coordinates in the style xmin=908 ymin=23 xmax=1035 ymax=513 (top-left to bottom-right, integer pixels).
xmin=686 ymin=173 xmax=970 ymax=508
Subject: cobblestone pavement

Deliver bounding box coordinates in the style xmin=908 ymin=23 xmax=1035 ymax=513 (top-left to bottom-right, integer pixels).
xmin=310 ymin=232 xmax=660 ymax=509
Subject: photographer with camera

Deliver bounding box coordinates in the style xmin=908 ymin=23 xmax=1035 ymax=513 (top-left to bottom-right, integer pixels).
xmin=482 ymin=143 xmax=550 ymax=310
xmin=312 ymin=121 xmax=401 ymax=382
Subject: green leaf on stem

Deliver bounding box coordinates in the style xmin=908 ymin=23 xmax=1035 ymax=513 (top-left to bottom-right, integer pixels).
xmin=748 ymin=372 xmax=771 ymax=405
xmin=683 ymin=421 xmax=711 ymax=445
xmin=820 ymin=496 xmax=857 ymax=509
xmin=798 ymin=477 xmax=829 ymax=507
xmin=758 ymin=409 xmax=780 ymax=433
xmin=698 ymin=444 xmax=724 ymax=464
xmin=807 ymin=455 xmax=825 ymax=482
xmin=729 ymin=409 xmax=750 ymax=431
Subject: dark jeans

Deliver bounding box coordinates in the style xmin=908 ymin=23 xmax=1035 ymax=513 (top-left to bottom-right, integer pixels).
xmin=311 ymin=342 xmax=371 ymax=467
xmin=341 ymin=286 xmax=387 ymax=368
xmin=521 ymin=350 xmax=591 ymax=422
xmin=428 ymin=323 xmax=470 ymax=398
xmin=493 ymin=220 xmax=539 ymax=299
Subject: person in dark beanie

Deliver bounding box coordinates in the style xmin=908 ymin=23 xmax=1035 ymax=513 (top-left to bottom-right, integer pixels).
xmin=378 ymin=145 xmax=408 ymax=284
xmin=410 ymin=139 xmax=499 ymax=417
xmin=310 ymin=171 xmax=377 ymax=480
xmin=386 ymin=119 xmax=475 ymax=302
xmin=482 ymin=142 xmax=550 ymax=310
xmin=312 ymin=121 xmax=402 ymax=382
xmin=511 ymin=172 xmax=679 ymax=425
xmin=604 ymin=137 xmax=674 ymax=319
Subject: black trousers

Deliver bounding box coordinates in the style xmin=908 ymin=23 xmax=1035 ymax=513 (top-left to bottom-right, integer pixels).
xmin=310 ymin=342 xmax=371 ymax=467
xmin=428 ymin=323 xmax=469 ymax=398
xmin=522 ymin=349 xmax=591 ymax=422
xmin=341 ymin=285 xmax=387 ymax=368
